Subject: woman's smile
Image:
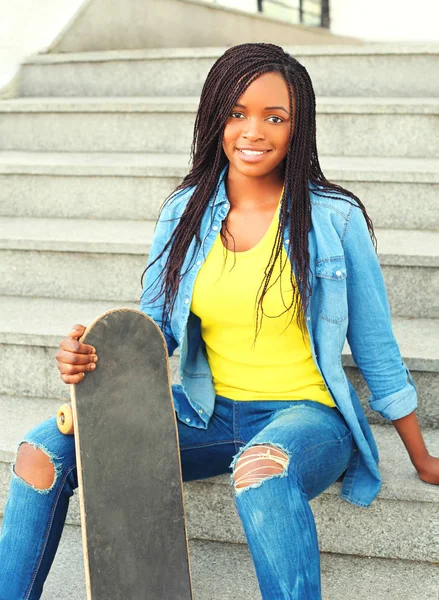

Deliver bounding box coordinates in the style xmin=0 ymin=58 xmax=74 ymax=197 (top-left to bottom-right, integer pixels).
xmin=235 ymin=147 xmax=272 ymax=163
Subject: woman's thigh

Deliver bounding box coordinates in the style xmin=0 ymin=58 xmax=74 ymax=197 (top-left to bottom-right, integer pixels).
xmin=176 ymin=393 xmax=240 ymax=483
xmin=233 ymin=401 xmax=354 ymax=500
xmin=16 ymin=395 xmax=234 ymax=487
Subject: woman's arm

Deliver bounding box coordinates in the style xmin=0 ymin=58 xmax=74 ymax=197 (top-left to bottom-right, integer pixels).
xmin=342 ymin=203 xmax=417 ymax=420
xmin=342 ymin=202 xmax=438 ymax=485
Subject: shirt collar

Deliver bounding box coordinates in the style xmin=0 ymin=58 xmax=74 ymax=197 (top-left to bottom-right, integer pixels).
xmin=208 ymin=163 xmax=229 ymax=207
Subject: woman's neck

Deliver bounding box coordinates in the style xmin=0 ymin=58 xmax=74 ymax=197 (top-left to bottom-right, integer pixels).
xmin=225 ymin=167 xmax=285 ymax=210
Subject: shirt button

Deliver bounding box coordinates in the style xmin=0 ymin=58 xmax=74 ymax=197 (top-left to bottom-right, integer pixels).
xmin=213 ymin=225 xmax=219 ymax=231
xmin=185 ymin=418 xmax=191 ymax=423
xmin=307 ymin=316 xmax=310 ymax=321
xmin=184 ymin=298 xmax=190 ymax=304
xmin=198 ymin=409 xmax=203 ymax=414
xmin=336 ymin=270 xmax=342 ymax=277
xmin=196 ymin=260 xmax=201 ymax=266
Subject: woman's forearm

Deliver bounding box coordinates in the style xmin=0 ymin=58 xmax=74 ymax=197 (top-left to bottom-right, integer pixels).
xmin=391 ymin=410 xmax=430 ymax=469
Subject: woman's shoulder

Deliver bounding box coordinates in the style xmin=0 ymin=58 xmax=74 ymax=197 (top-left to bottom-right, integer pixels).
xmin=308 ymin=181 xmax=361 ymax=221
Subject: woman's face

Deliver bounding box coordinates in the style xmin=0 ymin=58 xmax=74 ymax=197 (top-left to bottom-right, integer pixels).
xmin=222 ymin=71 xmax=294 ymax=180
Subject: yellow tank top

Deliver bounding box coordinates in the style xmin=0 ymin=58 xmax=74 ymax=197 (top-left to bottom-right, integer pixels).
xmin=190 ymin=197 xmax=336 ymax=406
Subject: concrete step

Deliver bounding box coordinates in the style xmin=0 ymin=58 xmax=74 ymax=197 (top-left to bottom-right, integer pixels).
xmin=0 ymin=296 xmax=437 ymax=428
xmin=0 ymin=395 xmax=438 ymax=564
xmin=0 ymin=218 xmax=437 ymax=318
xmin=18 ymin=44 xmax=439 ymax=99
xmin=0 ymin=151 xmax=437 ymax=230
xmin=0 ymin=97 xmax=437 ymax=158
xmin=0 ymin=297 xmax=179 ymax=403
xmin=184 ymin=539 xmax=439 ymax=600
xmin=0 ymin=521 xmax=435 ymax=600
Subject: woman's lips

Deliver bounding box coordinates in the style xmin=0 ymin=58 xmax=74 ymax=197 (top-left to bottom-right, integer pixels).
xmin=235 ymin=148 xmax=272 ymax=163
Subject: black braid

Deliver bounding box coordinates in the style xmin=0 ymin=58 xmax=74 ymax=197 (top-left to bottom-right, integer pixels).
xmin=141 ymin=42 xmax=376 ymax=344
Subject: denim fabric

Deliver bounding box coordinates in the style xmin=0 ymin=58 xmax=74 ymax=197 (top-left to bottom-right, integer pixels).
xmin=0 ymin=419 xmax=77 ymax=600
xmin=140 ymin=163 xmax=418 ymax=508
xmin=0 ymin=394 xmax=353 ymax=600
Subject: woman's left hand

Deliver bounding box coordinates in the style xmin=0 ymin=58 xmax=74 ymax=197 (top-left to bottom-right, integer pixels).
xmin=415 ymin=454 xmax=439 ymax=485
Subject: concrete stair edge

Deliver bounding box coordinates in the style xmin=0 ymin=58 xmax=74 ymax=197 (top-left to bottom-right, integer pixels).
xmin=0 ymin=295 xmax=438 ymax=367
xmin=0 ymin=521 xmax=435 ymax=600
xmin=20 ymin=44 xmax=439 ymax=64
xmin=0 ymin=216 xmax=437 ymax=266
xmin=1 ymin=96 xmax=439 ymax=113
xmin=0 ymin=151 xmax=438 ymax=182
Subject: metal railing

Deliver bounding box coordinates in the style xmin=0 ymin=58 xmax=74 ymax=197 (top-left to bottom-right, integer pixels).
xmin=257 ymin=0 xmax=330 ymax=28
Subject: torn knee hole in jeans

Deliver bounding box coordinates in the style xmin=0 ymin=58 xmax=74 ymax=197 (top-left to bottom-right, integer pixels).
xmin=229 ymin=442 xmax=291 ymax=495
xmin=12 ymin=441 xmax=62 ymax=495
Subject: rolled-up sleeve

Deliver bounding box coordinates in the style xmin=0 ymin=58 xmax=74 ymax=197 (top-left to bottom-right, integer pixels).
xmin=342 ymin=203 xmax=418 ymax=421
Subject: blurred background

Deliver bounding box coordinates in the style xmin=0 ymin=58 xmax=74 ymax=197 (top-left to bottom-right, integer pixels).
xmin=0 ymin=1 xmax=438 ymax=599
xmin=1 ymin=0 xmax=439 ymax=92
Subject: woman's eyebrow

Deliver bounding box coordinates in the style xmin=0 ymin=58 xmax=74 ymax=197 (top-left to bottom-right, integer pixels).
xmin=234 ymin=102 xmax=289 ymax=115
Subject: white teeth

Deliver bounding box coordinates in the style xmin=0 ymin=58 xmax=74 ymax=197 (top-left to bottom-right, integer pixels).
xmin=239 ymin=149 xmax=266 ymax=155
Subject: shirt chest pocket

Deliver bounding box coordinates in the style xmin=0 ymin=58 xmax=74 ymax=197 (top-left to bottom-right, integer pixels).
xmin=315 ymin=256 xmax=348 ymax=323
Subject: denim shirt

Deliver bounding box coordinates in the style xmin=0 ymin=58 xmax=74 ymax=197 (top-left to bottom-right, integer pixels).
xmin=140 ymin=164 xmax=418 ymax=508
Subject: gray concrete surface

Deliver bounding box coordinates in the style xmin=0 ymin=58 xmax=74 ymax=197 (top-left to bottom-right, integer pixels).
xmin=0 ymin=97 xmax=438 ymax=157
xmin=0 ymin=521 xmax=434 ymax=600
xmin=0 ymin=152 xmax=437 ymax=230
xmin=0 ymin=218 xmax=437 ymax=317
xmin=19 ymin=45 xmax=439 ymax=98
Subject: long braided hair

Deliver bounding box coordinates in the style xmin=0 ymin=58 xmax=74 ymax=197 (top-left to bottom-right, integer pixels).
xmin=141 ymin=42 xmax=376 ymax=343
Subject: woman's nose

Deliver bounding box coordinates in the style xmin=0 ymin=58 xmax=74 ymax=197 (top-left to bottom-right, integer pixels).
xmin=242 ymin=118 xmax=265 ymax=141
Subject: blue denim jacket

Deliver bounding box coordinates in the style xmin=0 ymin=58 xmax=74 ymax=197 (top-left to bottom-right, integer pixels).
xmin=140 ymin=164 xmax=418 ymax=508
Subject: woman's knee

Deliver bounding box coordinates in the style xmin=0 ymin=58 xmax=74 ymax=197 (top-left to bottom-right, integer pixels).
xmin=14 ymin=442 xmax=56 ymax=490
xmin=13 ymin=416 xmax=76 ymax=492
xmin=232 ymin=443 xmax=290 ymax=491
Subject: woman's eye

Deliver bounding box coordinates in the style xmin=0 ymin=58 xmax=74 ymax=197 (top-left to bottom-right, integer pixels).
xmin=230 ymin=112 xmax=283 ymax=123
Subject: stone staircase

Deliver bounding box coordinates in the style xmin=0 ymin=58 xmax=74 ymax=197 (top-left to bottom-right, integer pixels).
xmin=0 ymin=45 xmax=438 ymax=599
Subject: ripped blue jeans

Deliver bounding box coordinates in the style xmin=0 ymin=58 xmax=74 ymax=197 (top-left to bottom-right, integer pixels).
xmin=0 ymin=393 xmax=354 ymax=600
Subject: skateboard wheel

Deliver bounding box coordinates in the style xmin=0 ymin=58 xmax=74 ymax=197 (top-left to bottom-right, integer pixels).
xmin=57 ymin=403 xmax=74 ymax=435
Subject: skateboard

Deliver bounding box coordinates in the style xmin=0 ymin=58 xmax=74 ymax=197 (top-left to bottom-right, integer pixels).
xmin=56 ymin=308 xmax=193 ymax=600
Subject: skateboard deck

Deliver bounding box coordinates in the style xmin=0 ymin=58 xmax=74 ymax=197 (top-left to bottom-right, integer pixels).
xmin=59 ymin=308 xmax=193 ymax=600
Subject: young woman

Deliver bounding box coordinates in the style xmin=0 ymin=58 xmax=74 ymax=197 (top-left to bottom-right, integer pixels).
xmin=1 ymin=42 xmax=437 ymax=600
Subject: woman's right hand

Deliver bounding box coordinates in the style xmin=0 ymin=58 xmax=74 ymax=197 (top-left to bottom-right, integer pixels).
xmin=56 ymin=324 xmax=98 ymax=384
